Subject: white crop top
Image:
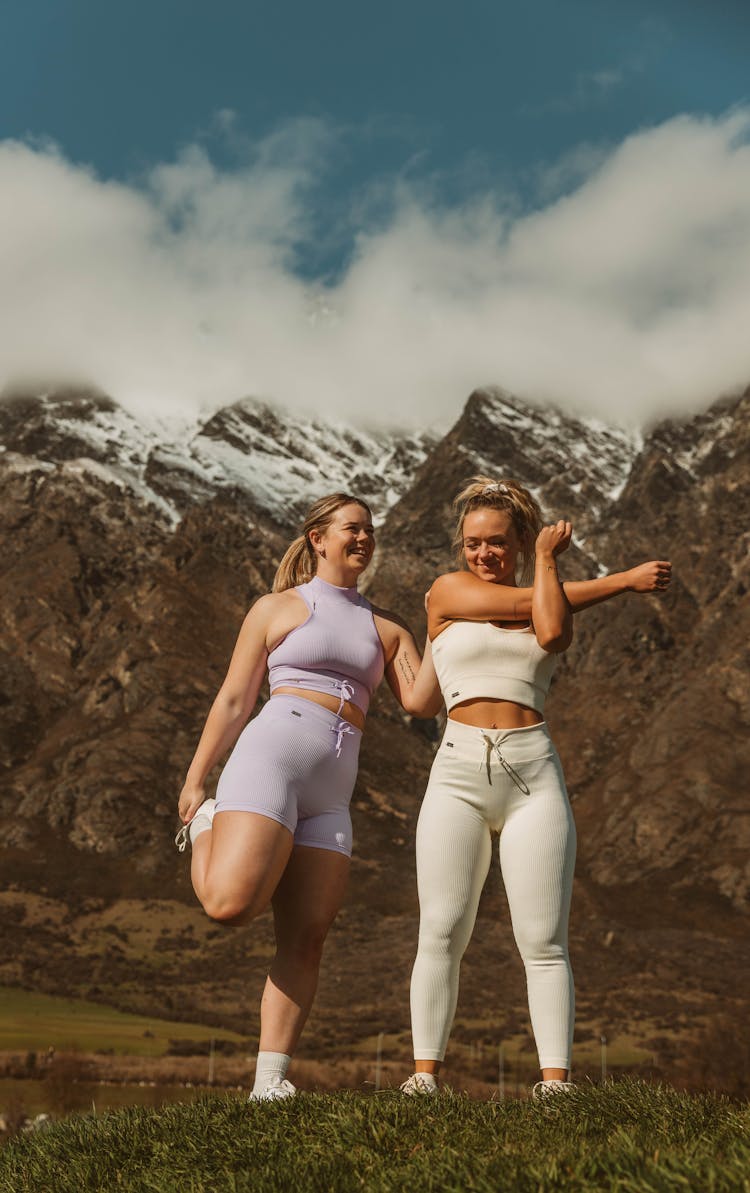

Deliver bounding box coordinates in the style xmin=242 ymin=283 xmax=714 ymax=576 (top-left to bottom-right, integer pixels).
xmin=431 ymin=620 xmax=557 ymax=714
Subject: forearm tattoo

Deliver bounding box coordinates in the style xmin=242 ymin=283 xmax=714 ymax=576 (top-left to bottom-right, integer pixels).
xmin=397 ymin=651 xmax=416 ymax=684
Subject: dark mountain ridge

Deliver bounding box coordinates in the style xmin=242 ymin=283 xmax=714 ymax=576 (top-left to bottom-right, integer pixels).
xmin=1 ymin=381 xmax=747 ymax=1086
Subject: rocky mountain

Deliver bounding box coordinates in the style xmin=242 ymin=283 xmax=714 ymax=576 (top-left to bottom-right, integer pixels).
xmin=0 ymin=381 xmax=748 ymax=1090
xmin=0 ymin=387 xmax=435 ymax=529
xmin=563 ymin=389 xmax=750 ymax=909
xmin=0 ymin=385 xmax=435 ymax=861
xmin=368 ymin=385 xmax=750 ymax=913
xmin=364 ymin=386 xmax=641 ymax=628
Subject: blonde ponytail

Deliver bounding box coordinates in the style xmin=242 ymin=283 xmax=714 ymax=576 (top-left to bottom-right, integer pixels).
xmin=272 ymin=534 xmax=316 ymax=593
xmin=452 ymin=476 xmax=542 ymax=581
xmin=272 ymin=492 xmax=373 ymax=593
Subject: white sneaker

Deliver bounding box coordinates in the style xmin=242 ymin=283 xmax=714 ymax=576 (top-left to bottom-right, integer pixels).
xmin=532 ymin=1079 xmax=576 ymax=1100
xmin=400 ymin=1072 xmax=438 ymax=1096
xmin=174 ymin=799 xmax=216 ymax=852
xmin=248 ymin=1078 xmax=297 ymax=1102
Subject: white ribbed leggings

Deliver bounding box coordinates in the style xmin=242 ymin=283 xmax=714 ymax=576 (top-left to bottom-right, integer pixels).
xmin=410 ymin=719 xmax=576 ymax=1070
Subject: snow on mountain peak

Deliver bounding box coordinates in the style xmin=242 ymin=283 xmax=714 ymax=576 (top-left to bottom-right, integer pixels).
xmin=0 ymin=388 xmax=436 ymax=529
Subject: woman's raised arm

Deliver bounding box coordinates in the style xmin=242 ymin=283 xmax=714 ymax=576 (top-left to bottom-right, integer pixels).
xmin=428 ymin=571 xmax=533 ymax=627
xmin=428 ymin=560 xmax=672 ymax=628
xmin=532 ymin=521 xmax=574 ymax=652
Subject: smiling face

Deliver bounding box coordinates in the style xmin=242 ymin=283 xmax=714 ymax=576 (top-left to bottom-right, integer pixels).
xmin=311 ymin=502 xmax=375 ymax=579
xmin=462 ymin=507 xmax=520 ymax=586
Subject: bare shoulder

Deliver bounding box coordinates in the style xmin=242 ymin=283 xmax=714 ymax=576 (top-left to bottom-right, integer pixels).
xmin=431 ymin=570 xmax=469 ymax=592
xmin=246 ymin=589 xmax=301 ymax=626
xmin=430 ymin=570 xmax=472 ymax=602
xmin=265 ymin=589 xmax=306 ymax=610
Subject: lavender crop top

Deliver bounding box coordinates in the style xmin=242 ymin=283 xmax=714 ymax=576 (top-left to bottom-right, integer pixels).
xmin=267 ymin=575 xmax=385 ymax=715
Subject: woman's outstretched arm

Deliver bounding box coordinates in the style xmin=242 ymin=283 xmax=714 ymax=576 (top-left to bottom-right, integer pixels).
xmin=562 ymin=560 xmax=672 ymax=610
xmin=428 ymin=560 xmax=672 ymax=625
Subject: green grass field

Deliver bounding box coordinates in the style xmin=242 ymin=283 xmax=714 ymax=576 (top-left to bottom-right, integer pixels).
xmin=1 ymin=1080 xmax=747 ymax=1192
xmin=0 ymin=987 xmax=243 ymax=1056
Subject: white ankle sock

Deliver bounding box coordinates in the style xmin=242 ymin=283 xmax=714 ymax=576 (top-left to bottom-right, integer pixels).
xmin=189 ymin=798 xmax=216 ymax=844
xmin=252 ymin=1051 xmax=291 ymax=1094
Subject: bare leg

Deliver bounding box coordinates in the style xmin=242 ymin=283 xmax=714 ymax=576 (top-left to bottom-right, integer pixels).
xmin=191 ymin=811 xmax=295 ymax=924
xmin=415 ymin=1059 xmax=442 ymax=1075
xmin=258 ymin=845 xmax=350 ymax=1054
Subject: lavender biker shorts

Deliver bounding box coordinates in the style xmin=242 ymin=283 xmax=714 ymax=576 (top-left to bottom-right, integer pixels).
xmin=214 ymin=694 xmax=361 ymax=856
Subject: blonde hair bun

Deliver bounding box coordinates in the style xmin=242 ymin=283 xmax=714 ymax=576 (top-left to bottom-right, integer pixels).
xmin=452 ymin=476 xmax=542 ymax=581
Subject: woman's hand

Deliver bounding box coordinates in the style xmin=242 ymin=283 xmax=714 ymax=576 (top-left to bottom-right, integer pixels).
xmin=625 ymin=560 xmax=672 ymax=593
xmin=535 ymin=520 xmax=573 ymax=559
xmin=178 ymin=781 xmax=207 ymax=825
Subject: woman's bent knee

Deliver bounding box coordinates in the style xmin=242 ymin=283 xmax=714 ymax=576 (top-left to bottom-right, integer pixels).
xmin=201 ymin=890 xmax=269 ymax=924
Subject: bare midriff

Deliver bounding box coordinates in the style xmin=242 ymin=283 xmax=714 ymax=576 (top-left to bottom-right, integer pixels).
xmin=448 ymin=698 xmax=543 ymax=730
xmin=272 ymin=686 xmax=366 ymax=732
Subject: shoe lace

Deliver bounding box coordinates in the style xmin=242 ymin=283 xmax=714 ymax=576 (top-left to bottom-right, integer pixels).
xmin=401 ymin=1073 xmax=436 ymax=1094
xmin=533 ymin=1080 xmax=575 ymax=1098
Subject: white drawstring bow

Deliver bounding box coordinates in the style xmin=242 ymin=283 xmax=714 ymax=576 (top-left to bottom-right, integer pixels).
xmin=481 ymin=734 xmax=530 ymax=794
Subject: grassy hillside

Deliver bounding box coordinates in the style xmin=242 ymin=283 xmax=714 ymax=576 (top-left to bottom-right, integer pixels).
xmin=0 ymin=987 xmax=244 ymax=1056
xmin=1 ymin=1081 xmax=747 ymax=1193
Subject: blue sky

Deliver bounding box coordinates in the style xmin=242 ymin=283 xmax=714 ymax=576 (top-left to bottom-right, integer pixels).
xmin=2 ymin=0 xmax=750 ymax=423
xmin=4 ymin=0 xmax=748 ymax=270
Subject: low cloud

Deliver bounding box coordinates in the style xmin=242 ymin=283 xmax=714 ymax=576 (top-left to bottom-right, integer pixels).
xmin=2 ymin=109 xmax=750 ymax=428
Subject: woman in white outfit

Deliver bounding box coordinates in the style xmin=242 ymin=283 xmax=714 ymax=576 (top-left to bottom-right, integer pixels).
xmin=401 ymin=477 xmax=672 ymax=1098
